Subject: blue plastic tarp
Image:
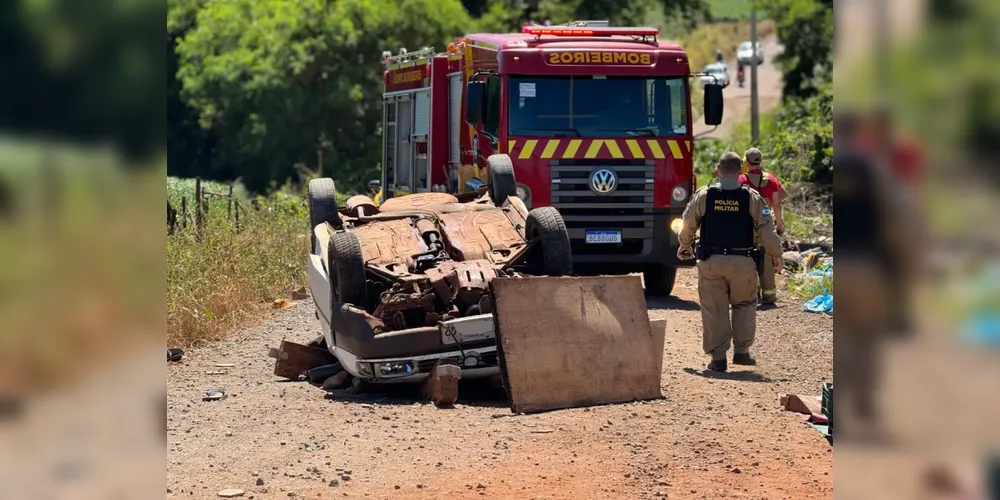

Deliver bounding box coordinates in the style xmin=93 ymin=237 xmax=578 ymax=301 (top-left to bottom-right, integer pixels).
xmin=961 ymin=314 xmax=1000 ymax=347
xmin=803 ymin=290 xmax=833 ymax=314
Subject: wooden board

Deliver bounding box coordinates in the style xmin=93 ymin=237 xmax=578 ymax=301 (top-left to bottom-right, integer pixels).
xmin=268 ymin=340 xmax=338 ymax=380
xmin=491 ymin=275 xmax=664 ymax=414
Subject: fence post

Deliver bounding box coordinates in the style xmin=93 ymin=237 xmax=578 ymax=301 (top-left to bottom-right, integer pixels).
xmin=167 ymin=201 xmax=177 ymax=235
xmin=234 ymin=200 xmax=240 ymax=233
xmin=181 ymin=196 xmax=187 ymax=229
xmin=194 ymin=177 xmax=202 ymax=242
xmin=227 ymin=185 xmax=233 ymax=220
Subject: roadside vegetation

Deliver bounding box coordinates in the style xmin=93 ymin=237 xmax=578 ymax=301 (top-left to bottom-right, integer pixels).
xmin=166 ymin=177 xmax=312 ymax=347
xmin=694 ymin=0 xmax=833 ymax=246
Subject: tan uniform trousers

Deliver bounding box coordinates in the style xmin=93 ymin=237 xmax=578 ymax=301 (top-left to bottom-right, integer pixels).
xmin=835 ymin=256 xmax=889 ymax=427
xmin=760 ymin=250 xmax=777 ymax=303
xmin=697 ymin=255 xmax=759 ymax=360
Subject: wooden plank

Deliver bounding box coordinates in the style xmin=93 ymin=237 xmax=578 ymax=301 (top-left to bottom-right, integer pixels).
xmin=269 ymin=340 xmax=338 ymax=380
xmin=491 ymin=275 xmax=664 ymax=414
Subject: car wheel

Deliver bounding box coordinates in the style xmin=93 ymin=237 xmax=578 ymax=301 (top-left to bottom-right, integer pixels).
xmin=486 ymin=154 xmax=517 ymax=206
xmin=308 ymin=178 xmax=342 ymax=254
xmin=644 ymin=265 xmax=677 ymax=296
xmin=327 ymin=231 xmax=367 ymax=307
xmin=525 ymin=207 xmax=573 ymax=276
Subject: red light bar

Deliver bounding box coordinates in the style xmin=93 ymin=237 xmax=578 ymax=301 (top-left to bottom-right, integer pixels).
xmin=522 ymin=25 xmax=658 ymax=37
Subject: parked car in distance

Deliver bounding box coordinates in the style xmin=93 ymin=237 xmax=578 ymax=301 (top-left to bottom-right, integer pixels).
xmin=700 ymin=63 xmax=730 ymax=88
xmin=737 ymin=41 xmax=764 ymax=65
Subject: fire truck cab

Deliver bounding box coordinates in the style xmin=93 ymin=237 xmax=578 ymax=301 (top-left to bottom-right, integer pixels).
xmin=375 ymin=21 xmax=724 ymax=295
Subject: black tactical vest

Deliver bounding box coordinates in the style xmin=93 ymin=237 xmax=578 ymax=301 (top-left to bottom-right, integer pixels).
xmin=701 ymin=185 xmax=754 ymax=250
xmin=833 ymin=150 xmax=882 ymax=254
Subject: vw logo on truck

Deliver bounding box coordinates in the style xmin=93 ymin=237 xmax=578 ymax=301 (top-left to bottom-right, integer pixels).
xmin=590 ymin=168 xmax=618 ymax=195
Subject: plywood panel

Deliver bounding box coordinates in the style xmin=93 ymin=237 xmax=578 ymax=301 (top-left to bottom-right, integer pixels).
xmin=491 ymin=275 xmax=664 ymax=414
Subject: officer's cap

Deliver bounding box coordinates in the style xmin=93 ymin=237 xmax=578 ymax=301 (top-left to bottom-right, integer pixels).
xmin=744 ymin=147 xmax=763 ymax=164
xmin=717 ymin=151 xmax=742 ymax=171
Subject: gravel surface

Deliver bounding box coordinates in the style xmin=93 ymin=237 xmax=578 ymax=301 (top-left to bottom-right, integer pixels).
xmin=168 ymin=268 xmax=832 ymax=499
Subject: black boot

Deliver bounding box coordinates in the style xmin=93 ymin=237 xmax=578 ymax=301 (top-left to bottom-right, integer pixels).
xmin=707 ymin=359 xmax=727 ymax=372
xmin=732 ymin=352 xmax=757 ymax=365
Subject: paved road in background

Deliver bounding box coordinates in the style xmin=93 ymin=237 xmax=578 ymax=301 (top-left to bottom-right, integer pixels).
xmin=693 ymin=35 xmax=784 ymax=141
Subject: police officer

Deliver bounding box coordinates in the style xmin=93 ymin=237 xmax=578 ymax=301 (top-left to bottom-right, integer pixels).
xmin=678 ymin=152 xmax=783 ymax=372
xmin=738 ymin=147 xmax=789 ymax=306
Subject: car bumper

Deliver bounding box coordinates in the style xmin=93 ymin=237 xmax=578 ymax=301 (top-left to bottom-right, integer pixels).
xmin=569 ymin=208 xmax=696 ymax=269
xmin=335 ymin=345 xmax=502 ymax=383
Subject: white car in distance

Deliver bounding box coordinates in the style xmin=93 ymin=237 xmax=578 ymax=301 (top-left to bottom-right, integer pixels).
xmin=737 ymin=41 xmax=764 ymax=65
xmin=700 ymin=63 xmax=730 ymax=88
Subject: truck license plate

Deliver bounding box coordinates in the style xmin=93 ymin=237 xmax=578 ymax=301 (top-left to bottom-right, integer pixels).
xmin=585 ymin=230 xmax=622 ymax=244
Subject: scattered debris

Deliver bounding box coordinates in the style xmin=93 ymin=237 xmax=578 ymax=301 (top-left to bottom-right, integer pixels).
xmin=268 ymin=340 xmax=338 ymax=380
xmin=215 ymin=363 xmax=235 ymax=368
xmin=291 ymin=286 xmax=309 ymax=300
xmin=272 ymin=298 xmax=294 ymax=309
xmin=203 ymin=389 xmax=227 ymax=402
xmin=322 ymin=371 xmax=351 ymax=390
xmin=307 ymin=363 xmax=343 ymax=384
xmin=217 ymin=488 xmax=245 ymax=497
xmin=423 ymin=364 xmax=461 ymax=407
xmin=168 ymin=348 xmax=184 ymax=363
xmin=530 ymin=429 xmax=555 ymax=434
xmin=780 ymin=394 xmax=822 ymax=416
xmin=803 ymin=290 xmax=833 ymax=315
xmin=256 ymin=478 xmax=265 ymax=486
xmin=205 ymin=370 xmax=227 ymax=375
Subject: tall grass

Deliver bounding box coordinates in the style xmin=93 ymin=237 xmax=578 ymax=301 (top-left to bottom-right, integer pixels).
xmin=166 ymin=181 xmax=310 ymax=347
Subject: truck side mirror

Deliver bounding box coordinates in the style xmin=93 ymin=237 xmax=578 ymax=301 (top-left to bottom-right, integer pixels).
xmin=704 ymin=84 xmax=724 ymax=126
xmin=368 ymin=179 xmax=381 ymax=195
xmin=465 ymin=81 xmax=486 ymax=126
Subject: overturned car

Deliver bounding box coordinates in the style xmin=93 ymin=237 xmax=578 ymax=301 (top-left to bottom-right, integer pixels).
xmin=306 ymin=167 xmax=573 ymax=385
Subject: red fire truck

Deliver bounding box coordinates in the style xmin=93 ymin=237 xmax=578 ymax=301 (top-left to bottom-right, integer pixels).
xmin=375 ymin=21 xmax=723 ymax=294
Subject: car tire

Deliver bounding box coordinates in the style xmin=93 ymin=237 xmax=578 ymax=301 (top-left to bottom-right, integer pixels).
xmin=327 ymin=231 xmax=367 ymax=307
xmin=644 ymin=265 xmax=677 ymax=296
xmin=486 ymin=154 xmax=517 ymax=206
xmin=308 ymin=178 xmax=342 ymax=254
xmin=525 ymin=207 xmax=573 ymax=276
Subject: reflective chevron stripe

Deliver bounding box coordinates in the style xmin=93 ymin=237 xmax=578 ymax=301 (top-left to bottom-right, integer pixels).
xmin=505 ymin=138 xmax=689 ymax=160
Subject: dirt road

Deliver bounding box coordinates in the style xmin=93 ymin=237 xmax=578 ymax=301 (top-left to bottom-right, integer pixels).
xmin=168 ymin=268 xmax=832 ymax=499
xmin=694 ymin=36 xmax=784 ymax=140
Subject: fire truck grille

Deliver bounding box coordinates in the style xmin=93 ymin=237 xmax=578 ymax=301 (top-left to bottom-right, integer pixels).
xmin=550 ymin=159 xmax=655 ymax=256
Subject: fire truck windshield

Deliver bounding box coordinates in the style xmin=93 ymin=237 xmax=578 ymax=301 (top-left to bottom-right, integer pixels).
xmin=507 ymin=75 xmax=689 ymax=138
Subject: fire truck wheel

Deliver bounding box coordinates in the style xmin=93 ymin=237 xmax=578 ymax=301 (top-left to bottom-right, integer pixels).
xmin=644 ymin=265 xmax=677 ymax=296
xmin=328 ymin=231 xmax=368 ymax=308
xmin=486 ymin=154 xmax=517 ymax=206
xmin=526 ymin=207 xmax=573 ymax=276
xmin=309 ymin=178 xmax=343 ymax=253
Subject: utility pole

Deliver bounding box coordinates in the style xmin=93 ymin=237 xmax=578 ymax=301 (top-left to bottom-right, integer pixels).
xmin=750 ymin=2 xmax=760 ymax=144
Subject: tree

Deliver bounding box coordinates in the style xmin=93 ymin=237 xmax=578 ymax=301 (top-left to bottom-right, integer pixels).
xmin=175 ymin=0 xmax=471 ymax=192
xmin=0 ymin=0 xmax=166 ymax=163
xmin=762 ymin=0 xmax=833 ymax=101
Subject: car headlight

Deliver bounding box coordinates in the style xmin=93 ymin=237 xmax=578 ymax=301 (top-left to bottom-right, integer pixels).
xmin=671 ymin=185 xmax=688 ymax=203
xmin=374 ymin=361 xmax=414 ymax=379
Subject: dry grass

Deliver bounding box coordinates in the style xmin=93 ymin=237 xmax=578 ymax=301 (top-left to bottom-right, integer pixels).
xmin=166 ymin=189 xmax=309 ymax=347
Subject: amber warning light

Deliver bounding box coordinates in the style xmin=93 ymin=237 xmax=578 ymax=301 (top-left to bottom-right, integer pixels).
xmin=521 ymin=25 xmax=659 ymax=37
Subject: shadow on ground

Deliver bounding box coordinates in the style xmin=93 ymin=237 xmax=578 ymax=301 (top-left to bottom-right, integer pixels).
xmin=319 ymin=378 xmax=510 ymax=409
xmin=683 ymin=367 xmax=789 ymax=383
xmin=645 ymin=295 xmax=701 ymax=311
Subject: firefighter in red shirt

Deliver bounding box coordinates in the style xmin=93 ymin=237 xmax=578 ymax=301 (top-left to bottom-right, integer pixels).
xmin=738 ymin=148 xmax=789 ymax=305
